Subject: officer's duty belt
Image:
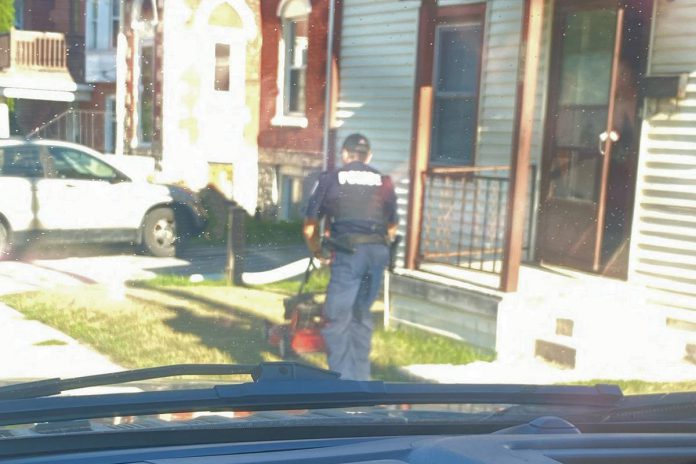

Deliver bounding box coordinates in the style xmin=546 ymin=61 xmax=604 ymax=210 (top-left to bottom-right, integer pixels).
xmin=339 ymin=234 xmax=388 ymax=247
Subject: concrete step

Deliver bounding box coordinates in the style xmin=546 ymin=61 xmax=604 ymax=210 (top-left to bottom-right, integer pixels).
xmin=535 ymin=337 xmax=576 ymax=369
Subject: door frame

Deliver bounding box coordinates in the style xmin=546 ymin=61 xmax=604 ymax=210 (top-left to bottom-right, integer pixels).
xmin=535 ymin=0 xmax=650 ymax=276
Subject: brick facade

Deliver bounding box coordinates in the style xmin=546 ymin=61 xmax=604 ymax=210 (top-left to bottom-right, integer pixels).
xmin=257 ymin=0 xmax=330 ymax=218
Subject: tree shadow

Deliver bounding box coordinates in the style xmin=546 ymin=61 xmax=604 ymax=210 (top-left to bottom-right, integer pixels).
xmin=129 ymin=287 xmax=425 ymax=382
xmin=127 ymin=289 xmax=277 ymax=365
xmin=165 ymin=304 xmax=268 ymax=365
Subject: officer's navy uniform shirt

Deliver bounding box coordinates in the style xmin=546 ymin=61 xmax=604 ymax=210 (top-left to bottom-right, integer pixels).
xmin=306 ymin=161 xmax=398 ymax=238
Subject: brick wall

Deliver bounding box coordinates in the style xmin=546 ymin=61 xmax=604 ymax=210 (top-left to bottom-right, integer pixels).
xmin=258 ymin=0 xmax=328 ymax=155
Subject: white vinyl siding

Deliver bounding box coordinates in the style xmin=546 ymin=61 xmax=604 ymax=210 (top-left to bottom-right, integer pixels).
xmin=336 ymin=0 xmax=420 ymax=247
xmin=629 ymin=0 xmax=696 ymax=312
xmin=335 ymin=0 xmax=551 ymax=264
xmin=477 ymin=0 xmax=551 ymax=168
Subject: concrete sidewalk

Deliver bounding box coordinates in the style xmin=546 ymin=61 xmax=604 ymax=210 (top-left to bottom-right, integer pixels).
xmin=0 ymin=303 xmax=121 ymax=380
xmin=403 ymin=356 xmax=696 ymax=385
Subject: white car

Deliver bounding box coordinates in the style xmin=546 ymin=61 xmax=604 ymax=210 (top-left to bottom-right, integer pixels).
xmin=0 ymin=139 xmax=207 ymax=259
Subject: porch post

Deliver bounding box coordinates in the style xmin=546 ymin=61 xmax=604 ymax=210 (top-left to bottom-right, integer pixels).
xmin=500 ymin=0 xmax=545 ymax=292
xmin=405 ymin=0 xmax=437 ymax=270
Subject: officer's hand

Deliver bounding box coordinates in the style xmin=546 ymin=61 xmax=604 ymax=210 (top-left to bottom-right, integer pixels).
xmin=313 ymin=249 xmax=332 ymax=267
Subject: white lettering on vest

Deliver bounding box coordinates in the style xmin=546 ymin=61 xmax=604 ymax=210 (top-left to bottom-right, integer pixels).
xmin=338 ymin=171 xmax=383 ymax=186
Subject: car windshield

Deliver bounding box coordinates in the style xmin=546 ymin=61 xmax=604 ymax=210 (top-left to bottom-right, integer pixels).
xmin=0 ymin=0 xmax=694 ymax=440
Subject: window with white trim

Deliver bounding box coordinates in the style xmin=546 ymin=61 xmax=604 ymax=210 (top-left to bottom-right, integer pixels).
xmin=276 ymin=0 xmax=310 ymax=121
xmin=111 ymin=0 xmax=120 ymax=48
xmin=86 ymin=0 xmax=121 ymax=50
xmin=138 ymin=38 xmax=155 ymax=145
xmin=214 ymin=43 xmax=231 ymax=91
xmin=86 ymin=0 xmax=99 ymax=49
xmin=104 ymin=95 xmax=117 ymax=153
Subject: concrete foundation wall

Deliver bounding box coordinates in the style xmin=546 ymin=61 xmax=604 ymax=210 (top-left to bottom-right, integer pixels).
xmin=390 ymin=271 xmax=500 ymax=350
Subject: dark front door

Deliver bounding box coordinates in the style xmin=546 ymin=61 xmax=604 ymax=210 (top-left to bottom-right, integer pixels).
xmin=537 ymin=0 xmax=651 ymax=276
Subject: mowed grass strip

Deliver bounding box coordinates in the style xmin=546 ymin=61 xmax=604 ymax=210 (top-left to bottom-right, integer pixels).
xmin=568 ymin=380 xmax=696 ymax=395
xmin=1 ymin=283 xmax=492 ymax=381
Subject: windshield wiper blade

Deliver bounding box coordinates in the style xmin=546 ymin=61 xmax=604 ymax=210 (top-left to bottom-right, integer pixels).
xmin=600 ymin=392 xmax=696 ymax=422
xmin=0 ymin=362 xmax=339 ymax=400
xmin=0 ymin=363 xmax=623 ymax=427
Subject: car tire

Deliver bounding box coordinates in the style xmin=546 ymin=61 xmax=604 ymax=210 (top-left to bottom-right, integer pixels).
xmin=142 ymin=207 xmax=178 ymax=258
xmin=0 ymin=221 xmax=11 ymax=261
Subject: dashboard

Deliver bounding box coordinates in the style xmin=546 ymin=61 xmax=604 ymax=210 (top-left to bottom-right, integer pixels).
xmin=9 ymin=431 xmax=696 ymax=464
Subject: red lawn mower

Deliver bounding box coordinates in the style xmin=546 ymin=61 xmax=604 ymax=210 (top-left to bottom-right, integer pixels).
xmin=265 ymin=259 xmax=326 ymax=359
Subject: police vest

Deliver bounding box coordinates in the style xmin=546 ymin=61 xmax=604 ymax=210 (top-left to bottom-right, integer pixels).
xmin=332 ymin=169 xmax=388 ymax=232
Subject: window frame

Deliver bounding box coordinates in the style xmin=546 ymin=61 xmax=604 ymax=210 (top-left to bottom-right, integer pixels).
xmin=85 ymin=0 xmax=119 ymax=51
xmin=86 ymin=0 xmax=99 ymax=50
xmin=14 ymin=0 xmax=24 ymax=29
xmin=272 ymin=0 xmax=311 ymax=128
xmin=110 ymin=0 xmax=120 ymax=49
xmin=214 ymin=42 xmax=231 ymax=92
xmin=136 ymin=36 xmax=156 ymax=147
xmin=104 ymin=94 xmax=117 ymax=153
xmin=429 ymin=20 xmax=485 ymax=167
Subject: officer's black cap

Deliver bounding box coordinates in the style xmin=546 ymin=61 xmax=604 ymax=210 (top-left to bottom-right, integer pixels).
xmin=342 ymin=133 xmax=371 ymax=155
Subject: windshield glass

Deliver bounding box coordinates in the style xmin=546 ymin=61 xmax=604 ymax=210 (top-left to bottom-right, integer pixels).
xmin=0 ymin=0 xmax=694 ymax=437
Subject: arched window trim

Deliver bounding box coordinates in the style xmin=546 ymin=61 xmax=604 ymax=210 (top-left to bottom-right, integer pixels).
xmin=130 ymin=0 xmax=158 ymax=35
xmin=277 ymin=0 xmax=312 ymax=19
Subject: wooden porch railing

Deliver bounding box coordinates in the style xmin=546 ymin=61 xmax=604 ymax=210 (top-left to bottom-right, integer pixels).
xmin=0 ymin=29 xmax=68 ymax=72
xmin=418 ymin=165 xmax=537 ymax=275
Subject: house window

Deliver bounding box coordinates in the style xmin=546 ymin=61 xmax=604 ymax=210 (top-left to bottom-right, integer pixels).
xmin=14 ymin=0 xmax=23 ymax=29
xmin=280 ymin=174 xmax=302 ymax=220
xmin=85 ymin=0 xmax=120 ymax=50
xmin=214 ymin=43 xmax=231 ymax=91
xmin=111 ymin=0 xmax=120 ymax=48
xmin=104 ymin=95 xmax=117 ymax=153
xmin=430 ymin=22 xmax=484 ymax=166
xmin=138 ymin=39 xmax=155 ymax=145
xmin=86 ymin=0 xmax=99 ymax=49
xmin=278 ymin=0 xmax=310 ymax=118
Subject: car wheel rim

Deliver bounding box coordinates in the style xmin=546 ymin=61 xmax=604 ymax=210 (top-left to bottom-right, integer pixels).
xmin=153 ymin=218 xmax=175 ymax=248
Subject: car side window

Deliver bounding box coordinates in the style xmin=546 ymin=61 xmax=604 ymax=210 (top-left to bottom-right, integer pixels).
xmin=47 ymin=148 xmax=118 ymax=181
xmin=0 ymin=147 xmax=45 ymax=178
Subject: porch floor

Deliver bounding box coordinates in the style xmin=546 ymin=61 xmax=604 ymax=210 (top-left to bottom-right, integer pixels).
xmin=418 ymin=261 xmax=618 ymax=295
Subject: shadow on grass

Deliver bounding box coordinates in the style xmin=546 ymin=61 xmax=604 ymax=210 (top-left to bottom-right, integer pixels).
xmin=129 ymin=286 xmax=464 ymax=382
xmin=127 ymin=289 xmax=278 ymax=365
xmin=165 ymin=305 xmax=268 ymax=365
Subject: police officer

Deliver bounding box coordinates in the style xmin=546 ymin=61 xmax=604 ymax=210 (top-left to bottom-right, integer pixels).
xmin=303 ymin=134 xmax=398 ymax=380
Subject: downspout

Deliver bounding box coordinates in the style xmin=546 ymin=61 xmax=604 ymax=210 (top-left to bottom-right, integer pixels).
xmin=321 ymin=0 xmax=336 ymax=172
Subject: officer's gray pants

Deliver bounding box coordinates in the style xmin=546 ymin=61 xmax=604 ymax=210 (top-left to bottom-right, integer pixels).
xmin=322 ymin=243 xmax=390 ymax=381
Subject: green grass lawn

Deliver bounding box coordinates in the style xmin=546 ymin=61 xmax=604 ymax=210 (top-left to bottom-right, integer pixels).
xmin=2 ymin=282 xmax=491 ymax=382
xmin=568 ymin=380 xmax=696 ymax=395
xmin=3 ymin=280 xmax=694 ymax=394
